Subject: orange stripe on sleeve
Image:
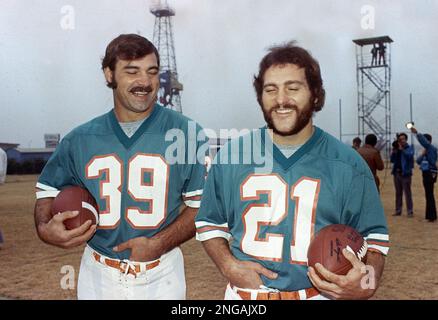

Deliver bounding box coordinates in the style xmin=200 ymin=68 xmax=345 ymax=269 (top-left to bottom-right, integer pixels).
xmin=367 ymin=240 xmax=390 ymax=247
xmin=197 ymin=226 xmax=229 ymax=234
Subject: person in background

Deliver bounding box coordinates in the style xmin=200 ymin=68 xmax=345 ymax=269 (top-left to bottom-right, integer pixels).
xmin=0 ymin=228 xmax=4 ymax=249
xmin=390 ymin=133 xmax=415 ymax=217
xmin=410 ymin=126 xmax=437 ymax=222
xmin=352 ymin=137 xmax=362 ymax=150
xmin=370 ymin=44 xmax=378 ymax=66
xmin=378 ymin=42 xmax=387 ymax=65
xmin=357 ymin=134 xmax=384 ymax=192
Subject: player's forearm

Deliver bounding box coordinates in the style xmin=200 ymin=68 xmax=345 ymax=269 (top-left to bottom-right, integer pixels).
xmin=34 ymin=198 xmax=53 ymax=223
xmin=34 ymin=197 xmax=54 ymax=239
xmin=365 ymin=250 xmax=385 ymax=289
xmin=202 ymin=237 xmax=236 ymax=278
xmin=153 ymin=206 xmax=198 ymax=255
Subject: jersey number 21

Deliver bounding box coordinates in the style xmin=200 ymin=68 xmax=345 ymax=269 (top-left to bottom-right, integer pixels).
xmin=240 ymin=174 xmax=320 ymax=265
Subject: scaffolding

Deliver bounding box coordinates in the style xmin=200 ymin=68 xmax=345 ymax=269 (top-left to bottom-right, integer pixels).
xmin=150 ymin=1 xmax=183 ymax=112
xmin=352 ymin=36 xmax=393 ymax=157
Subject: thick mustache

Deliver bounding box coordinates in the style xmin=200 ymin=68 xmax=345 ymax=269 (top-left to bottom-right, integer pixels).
xmin=130 ymin=85 xmax=153 ymax=93
xmin=271 ymin=104 xmax=298 ymax=112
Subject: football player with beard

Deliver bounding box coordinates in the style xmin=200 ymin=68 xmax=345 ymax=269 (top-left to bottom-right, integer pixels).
xmin=195 ymin=42 xmax=389 ymax=300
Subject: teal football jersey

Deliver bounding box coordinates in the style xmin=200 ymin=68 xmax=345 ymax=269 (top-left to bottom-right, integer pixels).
xmin=196 ymin=127 xmax=389 ymax=291
xmin=37 ymin=104 xmax=206 ymax=259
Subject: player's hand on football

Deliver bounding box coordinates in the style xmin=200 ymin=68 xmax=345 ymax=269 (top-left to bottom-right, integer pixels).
xmin=223 ymin=259 xmax=278 ymax=290
xmin=113 ymin=236 xmax=164 ymax=262
xmin=307 ymin=248 xmax=374 ymax=300
xmin=40 ymin=211 xmax=97 ymax=249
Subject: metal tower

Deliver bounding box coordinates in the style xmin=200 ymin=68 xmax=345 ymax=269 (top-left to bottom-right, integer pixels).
xmin=352 ymin=36 xmax=393 ymax=157
xmin=150 ymin=0 xmax=183 ymax=112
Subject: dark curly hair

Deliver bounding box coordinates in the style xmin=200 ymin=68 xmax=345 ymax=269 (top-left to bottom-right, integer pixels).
xmin=253 ymin=41 xmax=325 ymax=112
xmin=101 ymin=34 xmax=160 ymax=88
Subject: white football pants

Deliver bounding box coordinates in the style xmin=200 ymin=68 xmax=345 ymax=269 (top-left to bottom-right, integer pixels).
xmin=77 ymin=245 xmax=186 ymax=300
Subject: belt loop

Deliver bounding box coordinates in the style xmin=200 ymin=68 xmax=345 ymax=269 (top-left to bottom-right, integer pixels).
xmin=268 ymin=292 xmax=281 ymax=300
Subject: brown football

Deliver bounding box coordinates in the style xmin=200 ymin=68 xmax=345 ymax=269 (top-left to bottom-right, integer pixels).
xmin=307 ymin=224 xmax=367 ymax=276
xmin=51 ymin=185 xmax=99 ymax=230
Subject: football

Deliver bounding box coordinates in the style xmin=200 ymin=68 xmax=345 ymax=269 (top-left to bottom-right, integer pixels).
xmin=51 ymin=185 xmax=99 ymax=230
xmin=307 ymin=224 xmax=368 ymax=276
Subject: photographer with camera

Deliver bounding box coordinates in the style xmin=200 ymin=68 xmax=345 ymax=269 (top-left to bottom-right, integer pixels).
xmin=390 ymin=132 xmax=415 ymax=217
xmin=409 ymin=124 xmax=437 ymax=222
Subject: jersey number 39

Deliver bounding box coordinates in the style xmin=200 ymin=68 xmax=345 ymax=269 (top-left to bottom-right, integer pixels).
xmin=86 ymin=153 xmax=168 ymax=229
xmin=240 ymin=174 xmax=320 ymax=264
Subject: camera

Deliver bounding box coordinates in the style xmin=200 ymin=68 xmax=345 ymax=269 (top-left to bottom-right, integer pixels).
xmin=392 ymin=139 xmax=399 ymax=149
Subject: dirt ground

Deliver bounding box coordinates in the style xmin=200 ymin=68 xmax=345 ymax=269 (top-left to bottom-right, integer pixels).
xmin=0 ymin=168 xmax=437 ymax=300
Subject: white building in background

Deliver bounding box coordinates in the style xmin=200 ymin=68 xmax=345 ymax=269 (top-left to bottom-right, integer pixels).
xmin=0 ymin=147 xmax=7 ymax=184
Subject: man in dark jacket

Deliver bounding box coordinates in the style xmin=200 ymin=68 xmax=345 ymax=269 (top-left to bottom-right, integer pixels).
xmin=390 ymin=133 xmax=415 ymax=217
xmin=410 ymin=127 xmax=437 ymax=222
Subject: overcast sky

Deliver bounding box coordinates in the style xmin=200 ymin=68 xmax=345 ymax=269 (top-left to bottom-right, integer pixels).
xmin=1 ymin=0 xmax=438 ymax=148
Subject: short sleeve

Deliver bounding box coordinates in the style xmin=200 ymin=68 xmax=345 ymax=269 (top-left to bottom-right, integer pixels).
xmin=341 ymin=172 xmax=389 ymax=256
xmin=36 ymin=137 xmax=79 ymax=199
xmin=181 ymin=127 xmax=207 ymax=209
xmin=195 ymin=162 xmax=231 ymax=242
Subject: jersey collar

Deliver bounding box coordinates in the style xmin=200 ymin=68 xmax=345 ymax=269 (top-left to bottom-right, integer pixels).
xmin=261 ymin=126 xmax=323 ymax=171
xmin=109 ymin=104 xmax=162 ymax=149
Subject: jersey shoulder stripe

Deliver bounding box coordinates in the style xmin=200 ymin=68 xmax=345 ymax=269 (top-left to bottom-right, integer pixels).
xmin=364 ymin=233 xmax=390 ymax=256
xmin=182 ymin=189 xmax=203 ymax=198
xmin=195 ymin=221 xmax=231 ymax=241
xmin=35 ymin=182 xmax=60 ymax=199
xmin=196 ymin=229 xmax=231 ymax=242
xmin=365 ymin=233 xmax=389 ymax=241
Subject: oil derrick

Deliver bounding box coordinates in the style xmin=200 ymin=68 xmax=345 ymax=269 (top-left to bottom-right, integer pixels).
xmin=150 ymin=0 xmax=183 ymax=112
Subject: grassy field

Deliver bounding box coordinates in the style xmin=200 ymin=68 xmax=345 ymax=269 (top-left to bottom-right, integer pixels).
xmin=0 ymin=169 xmax=437 ymax=300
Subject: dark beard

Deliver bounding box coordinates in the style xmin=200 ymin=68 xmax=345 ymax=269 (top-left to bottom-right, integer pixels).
xmin=262 ymin=102 xmax=314 ymax=136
